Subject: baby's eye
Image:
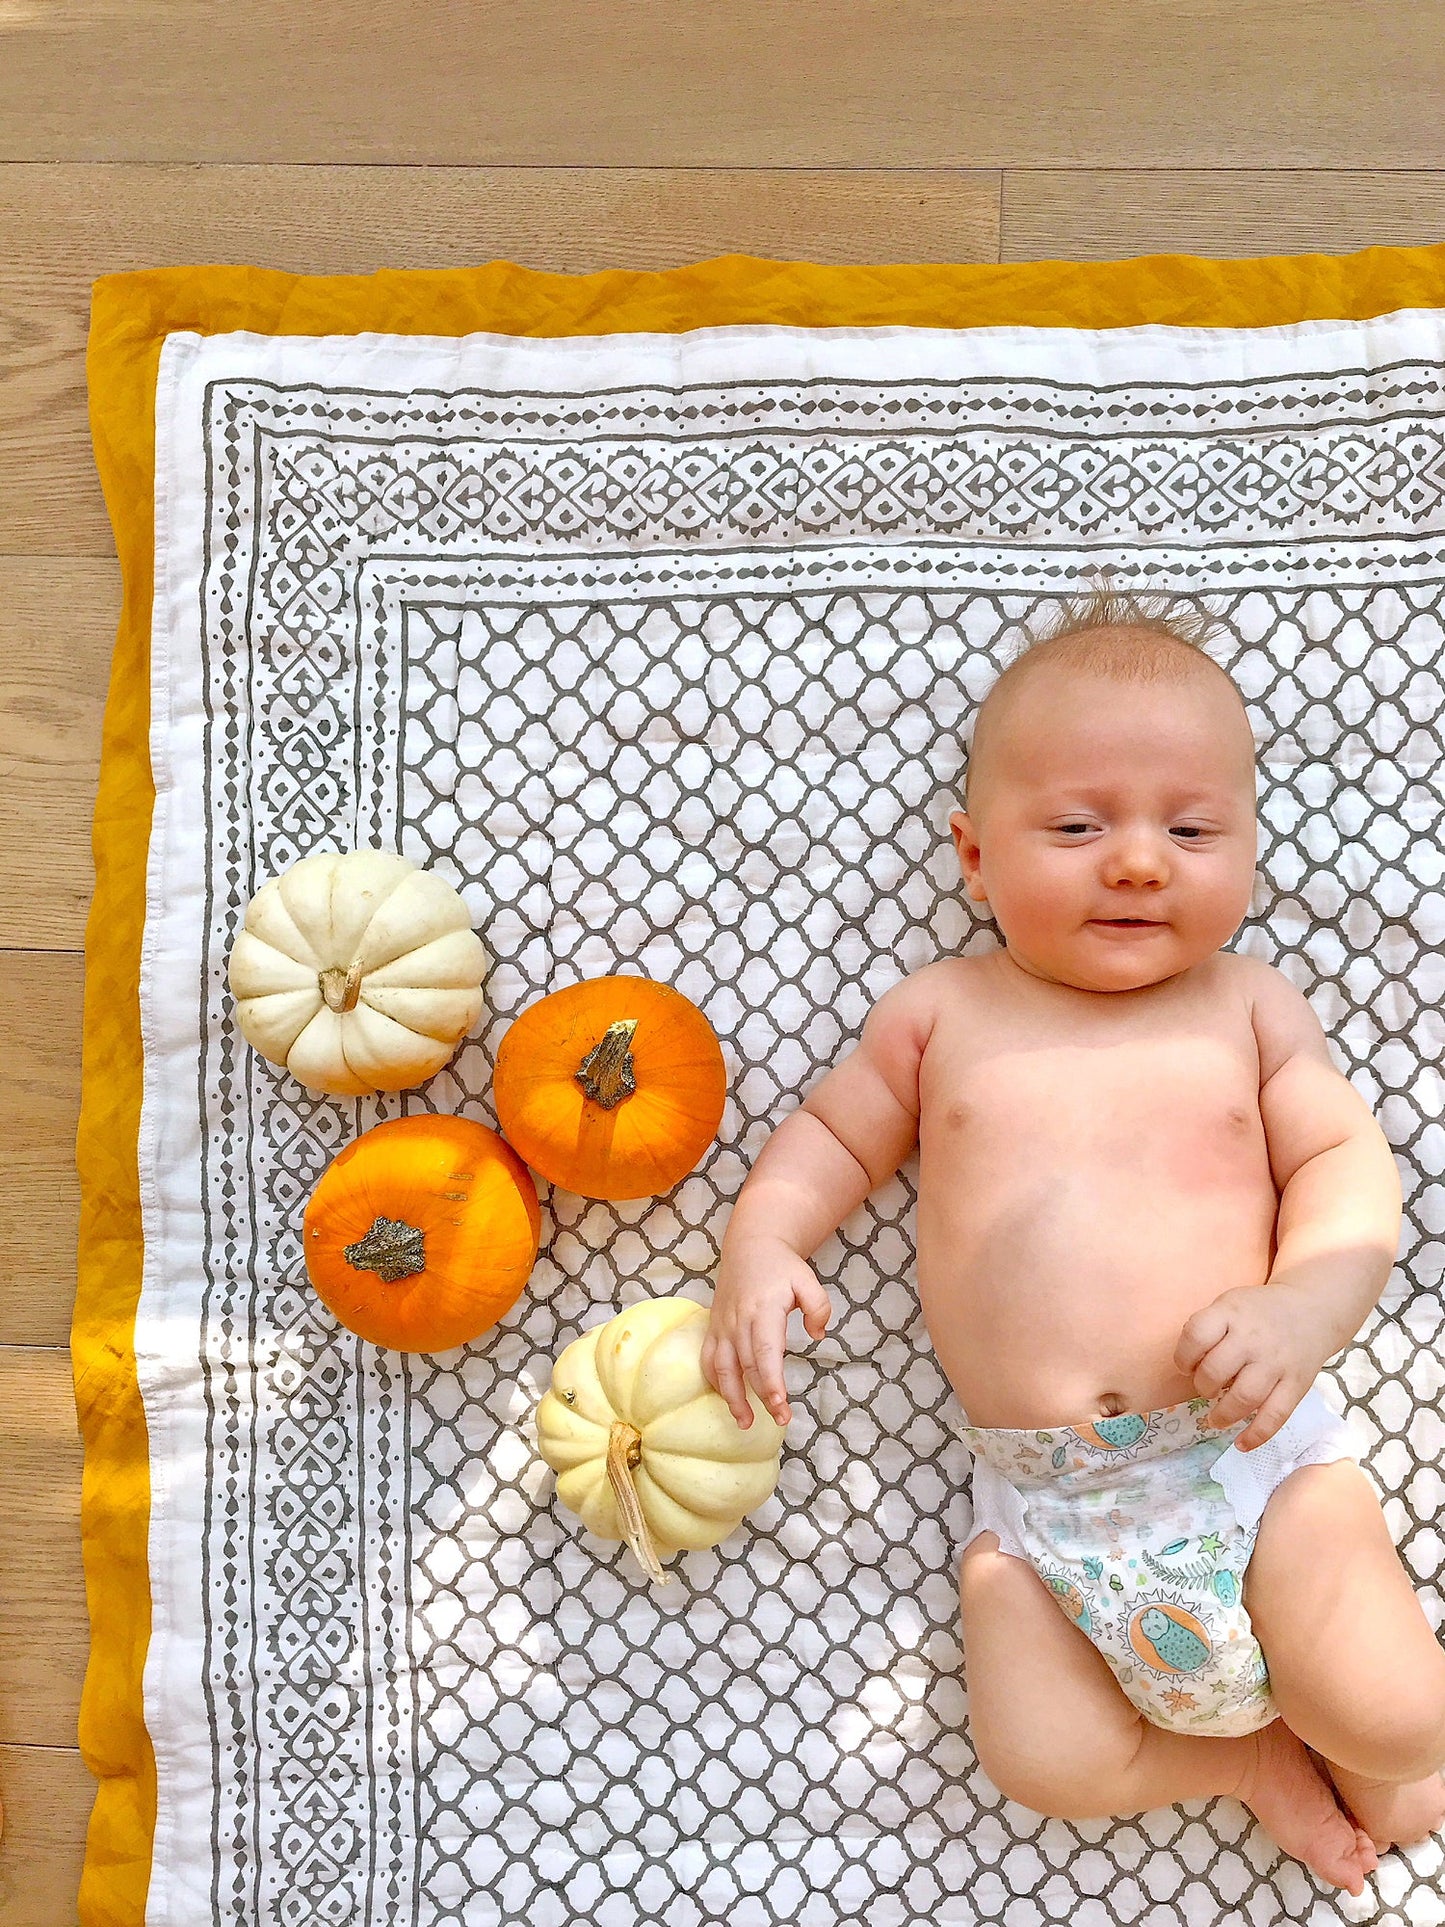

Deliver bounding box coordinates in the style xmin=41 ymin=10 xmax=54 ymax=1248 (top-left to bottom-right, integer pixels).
xmin=1058 ymin=823 xmax=1094 ymax=835
xmin=1172 ymin=827 xmax=1203 ymax=839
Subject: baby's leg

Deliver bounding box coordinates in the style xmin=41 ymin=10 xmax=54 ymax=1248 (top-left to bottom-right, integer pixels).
xmin=959 ymin=1533 xmax=1377 ymax=1894
xmin=1245 ymin=1458 xmax=1445 ymax=1849
xmin=960 ymin=1532 xmax=1249 ymax=1810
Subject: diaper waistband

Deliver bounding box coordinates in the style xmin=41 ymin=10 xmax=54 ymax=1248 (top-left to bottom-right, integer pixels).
xmin=961 ymin=1395 xmax=1246 ymax=1487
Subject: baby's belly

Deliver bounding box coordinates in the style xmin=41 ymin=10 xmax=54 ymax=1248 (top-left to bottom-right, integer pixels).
xmin=915 ymin=1162 xmax=1278 ymax=1428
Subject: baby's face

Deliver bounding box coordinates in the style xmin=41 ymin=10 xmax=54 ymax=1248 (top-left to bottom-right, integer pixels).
xmin=949 ymin=669 xmax=1258 ymax=994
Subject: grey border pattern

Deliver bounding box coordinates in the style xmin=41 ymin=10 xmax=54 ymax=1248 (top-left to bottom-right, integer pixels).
xmin=187 ymin=358 xmax=1445 ymax=1925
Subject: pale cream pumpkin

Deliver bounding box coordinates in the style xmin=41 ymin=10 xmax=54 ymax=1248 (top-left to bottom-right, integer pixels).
xmin=534 ymin=1294 xmax=785 ymax=1582
xmin=227 ymin=848 xmax=486 ymax=1096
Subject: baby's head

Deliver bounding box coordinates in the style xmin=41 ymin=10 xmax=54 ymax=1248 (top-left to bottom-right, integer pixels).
xmin=949 ymin=591 xmax=1258 ymax=995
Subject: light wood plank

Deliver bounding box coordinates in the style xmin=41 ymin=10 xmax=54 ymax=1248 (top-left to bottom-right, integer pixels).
xmin=1004 ymin=169 xmax=1445 ymax=262
xmin=0 ymin=561 xmax=114 ymax=948
xmin=0 ymin=1744 xmax=89 ymax=1927
xmin=1 ymin=2 xmax=1444 ymax=168
xmin=0 ymin=1351 xmax=87 ymax=1749
xmin=0 ymin=162 xmax=999 ymax=556
xmin=0 ymin=954 xmax=85 ymax=1348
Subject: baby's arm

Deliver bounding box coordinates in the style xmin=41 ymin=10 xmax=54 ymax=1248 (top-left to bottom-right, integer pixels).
xmin=702 ymin=973 xmax=933 ymax=1428
xmin=1175 ymin=960 xmax=1403 ymax=1449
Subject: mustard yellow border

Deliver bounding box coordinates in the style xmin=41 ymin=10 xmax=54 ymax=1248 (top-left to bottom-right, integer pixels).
xmin=78 ymin=244 xmax=1445 ymax=1925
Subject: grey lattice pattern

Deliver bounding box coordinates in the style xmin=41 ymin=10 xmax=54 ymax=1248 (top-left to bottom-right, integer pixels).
xmin=381 ymin=580 xmax=1442 ymax=1924
xmin=177 ymin=345 xmax=1445 ymax=1927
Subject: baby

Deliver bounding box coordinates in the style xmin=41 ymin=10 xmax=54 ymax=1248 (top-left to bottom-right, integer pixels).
xmin=701 ymin=595 xmax=1445 ymax=1896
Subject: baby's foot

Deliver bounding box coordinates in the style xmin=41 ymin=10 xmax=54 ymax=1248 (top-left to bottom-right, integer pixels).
xmin=1323 ymin=1759 xmax=1445 ymax=1853
xmin=1235 ymin=1718 xmax=1378 ymax=1896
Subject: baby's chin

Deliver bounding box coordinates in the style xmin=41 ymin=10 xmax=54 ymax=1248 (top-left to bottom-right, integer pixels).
xmin=997 ymin=933 xmax=1214 ymax=993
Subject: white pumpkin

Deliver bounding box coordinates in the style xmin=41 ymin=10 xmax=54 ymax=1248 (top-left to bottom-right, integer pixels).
xmin=535 ymin=1295 xmax=786 ymax=1582
xmin=227 ymin=848 xmax=486 ymax=1096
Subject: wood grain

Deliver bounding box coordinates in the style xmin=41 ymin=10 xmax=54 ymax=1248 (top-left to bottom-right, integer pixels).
xmin=0 ymin=162 xmax=999 ymax=556
xmin=0 ymin=1350 xmax=87 ymax=1749
xmin=0 ymin=561 xmax=115 ymax=948
xmin=1004 ymin=170 xmax=1445 ymax=262
xmin=1 ymin=2 xmax=1444 ymax=168
xmin=0 ymin=954 xmax=85 ymax=1348
xmin=0 ymin=1744 xmax=89 ymax=1927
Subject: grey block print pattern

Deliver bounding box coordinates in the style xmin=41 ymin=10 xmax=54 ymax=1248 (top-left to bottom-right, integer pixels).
xmin=185 ymin=360 xmax=1445 ymax=1927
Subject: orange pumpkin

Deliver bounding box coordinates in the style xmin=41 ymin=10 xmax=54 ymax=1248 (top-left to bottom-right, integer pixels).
xmin=492 ymin=976 xmax=727 ymax=1201
xmin=303 ymin=1113 xmax=540 ymax=1351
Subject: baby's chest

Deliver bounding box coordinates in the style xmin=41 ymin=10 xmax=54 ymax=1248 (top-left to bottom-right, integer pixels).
xmin=920 ymin=1023 xmax=1266 ymax=1178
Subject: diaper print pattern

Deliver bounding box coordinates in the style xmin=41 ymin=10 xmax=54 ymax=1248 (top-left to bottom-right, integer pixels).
xmin=1073 ymin=1413 xmax=1151 ymax=1452
xmin=1037 ymin=1565 xmax=1096 ymax=1637
xmin=968 ymin=1400 xmax=1275 ymax=1734
xmin=1067 ymin=1552 xmax=1268 ymax=1733
xmin=1131 ymin=1601 xmax=1214 ymax=1675
xmin=961 ymin=1397 xmax=1213 ymax=1484
xmin=1142 ymin=1525 xmax=1257 ymax=1603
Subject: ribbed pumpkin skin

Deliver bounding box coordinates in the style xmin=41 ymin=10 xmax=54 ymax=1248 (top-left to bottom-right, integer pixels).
xmin=492 ymin=976 xmax=727 ymax=1200
xmin=303 ymin=1113 xmax=540 ymax=1351
xmin=534 ymin=1296 xmax=785 ymax=1560
xmin=227 ymin=848 xmax=487 ymax=1096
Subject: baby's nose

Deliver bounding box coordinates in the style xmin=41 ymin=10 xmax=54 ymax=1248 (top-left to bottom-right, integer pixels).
xmin=1103 ymin=832 xmax=1170 ymax=886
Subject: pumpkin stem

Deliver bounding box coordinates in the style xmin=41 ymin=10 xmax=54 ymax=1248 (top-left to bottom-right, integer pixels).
xmin=319 ymin=959 xmax=364 ymax=1014
xmin=606 ymin=1420 xmax=670 ymax=1584
xmin=342 ymin=1215 xmax=427 ymax=1284
xmin=575 ymin=1019 xmax=639 ymax=1109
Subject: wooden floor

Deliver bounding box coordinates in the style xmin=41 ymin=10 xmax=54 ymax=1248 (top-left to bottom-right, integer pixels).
xmin=2 ymin=5 xmax=1444 ymax=1920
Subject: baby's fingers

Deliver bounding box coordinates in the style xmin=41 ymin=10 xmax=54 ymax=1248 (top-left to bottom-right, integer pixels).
xmin=1189 ymin=1335 xmax=1249 ymax=1401
xmin=1206 ymin=1361 xmax=1280 ymax=1435
xmin=746 ymin=1321 xmax=792 ymax=1427
xmin=707 ymin=1337 xmax=755 ymax=1430
xmin=795 ymin=1273 xmax=832 ymax=1341
xmin=1174 ymin=1300 xmax=1233 ymax=1375
xmin=1234 ymin=1379 xmax=1299 ymax=1452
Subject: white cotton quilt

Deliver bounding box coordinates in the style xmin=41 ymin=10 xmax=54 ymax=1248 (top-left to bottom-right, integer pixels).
xmin=138 ymin=314 xmax=1445 ymax=1926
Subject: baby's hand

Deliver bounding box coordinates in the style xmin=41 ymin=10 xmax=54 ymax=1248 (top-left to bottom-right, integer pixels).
xmin=701 ymin=1236 xmax=832 ymax=1430
xmin=1174 ymin=1284 xmax=1330 ymax=1450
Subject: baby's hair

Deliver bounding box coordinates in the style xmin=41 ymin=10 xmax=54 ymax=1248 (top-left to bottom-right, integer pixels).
xmin=962 ymin=582 xmax=1236 ymax=811
xmin=1003 ymin=581 xmax=1228 ymax=673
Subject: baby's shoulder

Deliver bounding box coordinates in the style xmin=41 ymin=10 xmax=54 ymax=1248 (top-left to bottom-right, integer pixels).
xmin=1208 ymin=949 xmax=1298 ymax=1009
xmin=864 ymin=956 xmax=980 ymax=1036
xmin=878 ymin=955 xmax=978 ymax=1002
xmin=1197 ymin=954 xmax=1333 ymax=1085
xmin=1213 ymin=951 xmax=1329 ymax=1063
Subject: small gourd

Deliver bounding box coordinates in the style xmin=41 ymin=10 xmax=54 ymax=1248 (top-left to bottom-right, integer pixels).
xmin=303 ymin=1113 xmax=540 ymax=1351
xmin=228 ymin=848 xmax=486 ymax=1095
xmin=493 ymin=976 xmax=726 ymax=1200
xmin=534 ymin=1295 xmax=785 ymax=1581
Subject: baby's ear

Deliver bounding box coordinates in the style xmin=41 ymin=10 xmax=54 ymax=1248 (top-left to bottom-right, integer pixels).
xmin=949 ymin=812 xmax=988 ymax=901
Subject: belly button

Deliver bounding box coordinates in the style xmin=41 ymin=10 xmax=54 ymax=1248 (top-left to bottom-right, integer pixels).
xmin=1099 ymin=1391 xmax=1127 ymax=1417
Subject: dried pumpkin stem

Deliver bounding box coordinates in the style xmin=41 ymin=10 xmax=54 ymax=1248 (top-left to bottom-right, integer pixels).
xmin=575 ymin=1018 xmax=639 ymax=1109
xmin=605 ymin=1420 xmax=670 ymax=1585
xmin=343 ymin=1215 xmax=427 ymax=1284
xmin=319 ymin=958 xmax=364 ymax=1014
